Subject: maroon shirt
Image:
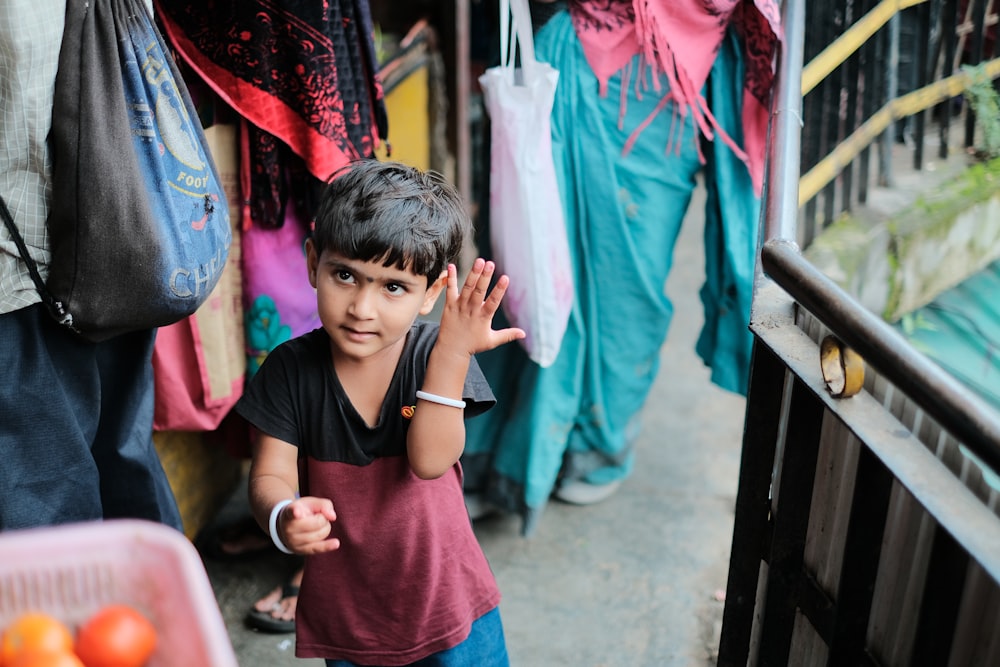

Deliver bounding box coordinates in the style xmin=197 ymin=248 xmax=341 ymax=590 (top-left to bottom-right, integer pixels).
xmin=236 ymin=322 xmax=500 ymax=663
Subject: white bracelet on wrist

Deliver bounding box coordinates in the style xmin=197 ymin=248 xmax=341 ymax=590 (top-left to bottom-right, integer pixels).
xmin=415 ymin=390 xmax=466 ymax=409
xmin=268 ymin=499 xmax=295 ymax=554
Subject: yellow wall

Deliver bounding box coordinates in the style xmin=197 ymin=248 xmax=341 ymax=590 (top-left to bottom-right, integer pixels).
xmin=374 ymin=62 xmax=431 ymax=170
xmin=154 ymin=431 xmax=242 ymax=540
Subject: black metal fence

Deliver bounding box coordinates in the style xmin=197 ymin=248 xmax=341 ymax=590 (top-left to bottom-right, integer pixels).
xmin=798 ymin=0 xmax=998 ymax=247
xmin=717 ymin=0 xmax=1000 ymax=664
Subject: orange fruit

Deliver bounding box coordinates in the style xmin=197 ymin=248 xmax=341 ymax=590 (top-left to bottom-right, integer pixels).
xmin=73 ymin=605 xmax=156 ymax=667
xmin=0 ymin=613 xmax=74 ymax=665
xmin=8 ymin=651 xmax=85 ymax=667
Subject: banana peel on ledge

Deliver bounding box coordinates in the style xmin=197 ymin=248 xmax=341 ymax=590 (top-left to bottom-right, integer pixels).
xmin=820 ymin=336 xmax=865 ymax=398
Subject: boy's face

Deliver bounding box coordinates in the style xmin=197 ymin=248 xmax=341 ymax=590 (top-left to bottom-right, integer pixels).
xmin=306 ymin=240 xmax=444 ymax=364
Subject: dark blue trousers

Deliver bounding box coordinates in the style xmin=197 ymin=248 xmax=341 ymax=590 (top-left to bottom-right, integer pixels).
xmin=0 ymin=304 xmax=182 ymax=531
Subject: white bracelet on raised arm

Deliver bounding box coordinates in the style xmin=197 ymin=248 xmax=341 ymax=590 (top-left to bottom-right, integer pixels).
xmin=415 ymin=390 xmax=467 ymax=409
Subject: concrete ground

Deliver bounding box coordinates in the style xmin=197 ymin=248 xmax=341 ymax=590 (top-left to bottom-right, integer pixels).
xmin=198 ymin=182 xmax=749 ymax=666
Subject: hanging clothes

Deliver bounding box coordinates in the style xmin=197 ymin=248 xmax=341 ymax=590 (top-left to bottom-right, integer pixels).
xmin=155 ymin=0 xmax=388 ymax=417
xmin=463 ymin=0 xmax=781 ymax=535
xmin=156 ymin=0 xmax=388 ymax=227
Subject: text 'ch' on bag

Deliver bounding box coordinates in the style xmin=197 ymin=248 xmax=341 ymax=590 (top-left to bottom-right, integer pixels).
xmin=43 ymin=0 xmax=231 ymax=342
xmin=478 ymin=0 xmax=572 ymax=368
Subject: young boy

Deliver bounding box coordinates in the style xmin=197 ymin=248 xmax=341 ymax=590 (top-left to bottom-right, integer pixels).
xmin=237 ymin=159 xmax=524 ymax=666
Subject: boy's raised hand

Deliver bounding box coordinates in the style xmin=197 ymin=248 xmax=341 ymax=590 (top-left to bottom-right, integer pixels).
xmin=437 ymin=258 xmax=525 ymax=356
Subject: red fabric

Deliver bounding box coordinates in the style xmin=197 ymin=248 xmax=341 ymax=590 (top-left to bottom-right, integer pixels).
xmin=155 ymin=21 xmax=364 ymax=184
xmin=154 ymin=0 xmax=388 ymax=228
xmin=153 ymin=314 xmax=243 ymax=431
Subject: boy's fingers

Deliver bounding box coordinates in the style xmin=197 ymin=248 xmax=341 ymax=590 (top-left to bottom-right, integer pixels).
xmin=471 ymin=261 xmax=495 ymax=298
xmin=302 ymin=527 xmax=333 ymax=546
xmin=297 ymin=536 xmax=340 ymax=556
xmin=310 ymin=538 xmax=341 ymax=554
xmin=456 ymin=260 xmax=495 ymax=303
xmin=498 ymin=327 xmax=526 ymax=343
xmin=483 ymin=274 xmax=511 ymax=310
xmin=290 ymin=517 xmax=335 ymax=545
xmin=460 ymin=258 xmax=485 ymax=295
xmin=307 ymin=496 xmax=335 ymax=513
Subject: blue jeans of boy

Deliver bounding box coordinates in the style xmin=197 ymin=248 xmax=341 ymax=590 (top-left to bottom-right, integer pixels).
xmin=325 ymin=606 xmax=509 ymax=667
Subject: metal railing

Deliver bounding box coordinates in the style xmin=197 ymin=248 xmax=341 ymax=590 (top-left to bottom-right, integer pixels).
xmin=717 ymin=0 xmax=1000 ymax=664
xmin=797 ymin=0 xmax=999 ymax=248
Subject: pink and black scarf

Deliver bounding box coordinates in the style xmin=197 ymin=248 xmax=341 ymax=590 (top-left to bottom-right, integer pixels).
xmin=155 ymin=0 xmax=388 ymax=228
xmin=569 ymin=0 xmax=782 ymax=194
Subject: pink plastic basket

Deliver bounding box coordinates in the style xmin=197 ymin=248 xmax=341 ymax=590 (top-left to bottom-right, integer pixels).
xmin=0 ymin=519 xmax=238 ymax=666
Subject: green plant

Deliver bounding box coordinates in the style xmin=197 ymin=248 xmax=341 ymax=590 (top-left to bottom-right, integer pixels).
xmin=897 ymin=311 xmax=937 ymax=355
xmin=962 ymin=64 xmax=1000 ymax=159
xmin=899 ymin=310 xmax=936 ymax=337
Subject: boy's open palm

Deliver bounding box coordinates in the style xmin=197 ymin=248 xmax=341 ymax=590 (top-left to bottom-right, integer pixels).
xmin=437 ymin=258 xmax=525 ymax=356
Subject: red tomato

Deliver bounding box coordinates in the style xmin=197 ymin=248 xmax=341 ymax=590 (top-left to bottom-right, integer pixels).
xmin=73 ymin=605 xmax=156 ymax=667
xmin=8 ymin=651 xmax=85 ymax=667
xmin=0 ymin=613 xmax=75 ymax=666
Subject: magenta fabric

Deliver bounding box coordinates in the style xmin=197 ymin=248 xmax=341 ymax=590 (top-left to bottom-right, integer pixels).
xmin=153 ymin=316 xmax=243 ymax=431
xmin=242 ymin=196 xmax=320 ymax=378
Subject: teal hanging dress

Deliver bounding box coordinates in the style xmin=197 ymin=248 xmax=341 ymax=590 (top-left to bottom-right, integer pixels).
xmin=464 ymin=8 xmax=766 ymax=535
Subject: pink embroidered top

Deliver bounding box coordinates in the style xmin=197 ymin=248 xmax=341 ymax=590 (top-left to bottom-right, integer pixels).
xmin=567 ymin=0 xmax=782 ymax=194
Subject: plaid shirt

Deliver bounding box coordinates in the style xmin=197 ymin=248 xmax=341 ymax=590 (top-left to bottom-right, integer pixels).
xmin=0 ymin=1 xmax=65 ymax=313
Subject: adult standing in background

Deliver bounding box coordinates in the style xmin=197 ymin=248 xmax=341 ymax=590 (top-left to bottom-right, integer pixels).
xmin=0 ymin=1 xmax=183 ymax=531
xmin=463 ymin=0 xmax=782 ymax=535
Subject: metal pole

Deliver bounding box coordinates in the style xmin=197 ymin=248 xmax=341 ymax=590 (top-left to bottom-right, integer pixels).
xmin=760 ymin=0 xmax=806 ymax=247
xmin=881 ymin=14 xmax=901 ymax=186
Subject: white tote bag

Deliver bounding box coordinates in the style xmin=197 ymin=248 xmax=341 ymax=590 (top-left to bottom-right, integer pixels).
xmin=478 ymin=0 xmax=572 ymax=368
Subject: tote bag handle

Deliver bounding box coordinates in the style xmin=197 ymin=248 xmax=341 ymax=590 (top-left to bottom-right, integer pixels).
xmin=498 ymin=0 xmax=539 ymax=82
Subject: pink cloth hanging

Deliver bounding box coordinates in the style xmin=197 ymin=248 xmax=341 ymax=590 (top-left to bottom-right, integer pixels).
xmin=569 ymin=0 xmax=782 ymax=195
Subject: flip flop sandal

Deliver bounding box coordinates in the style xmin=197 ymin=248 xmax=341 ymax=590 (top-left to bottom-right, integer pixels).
xmin=245 ymin=583 xmax=299 ymax=634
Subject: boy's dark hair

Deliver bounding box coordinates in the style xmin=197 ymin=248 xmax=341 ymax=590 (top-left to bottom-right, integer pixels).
xmin=312 ymin=159 xmax=471 ymax=286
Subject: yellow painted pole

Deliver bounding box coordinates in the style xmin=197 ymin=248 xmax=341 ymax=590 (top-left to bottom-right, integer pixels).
xmin=802 ymin=0 xmax=928 ymax=96
xmin=799 ymin=57 xmax=1000 ymax=206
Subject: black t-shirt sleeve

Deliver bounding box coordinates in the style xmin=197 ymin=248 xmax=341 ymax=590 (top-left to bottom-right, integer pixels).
xmin=462 ymin=353 xmax=496 ymax=419
xmin=411 ymin=320 xmax=496 ymax=419
xmin=234 ymin=341 xmax=304 ymax=447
